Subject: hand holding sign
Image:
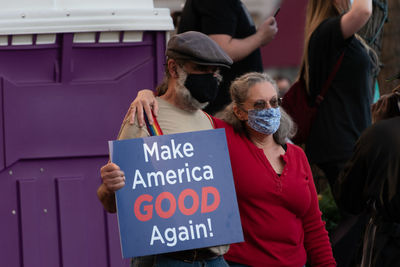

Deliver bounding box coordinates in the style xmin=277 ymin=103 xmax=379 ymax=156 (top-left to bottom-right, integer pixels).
xmin=100 ymin=163 xmax=126 ymax=192
xmin=109 ymin=129 xmax=243 ymax=258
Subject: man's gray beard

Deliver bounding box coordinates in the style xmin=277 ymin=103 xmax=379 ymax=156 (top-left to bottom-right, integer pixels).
xmin=175 ymin=68 xmax=208 ymax=112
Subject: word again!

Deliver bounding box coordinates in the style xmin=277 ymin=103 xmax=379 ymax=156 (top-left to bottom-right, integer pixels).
xmin=150 ymin=218 xmax=214 ymax=247
xmin=134 ymin=187 xmax=220 ymax=221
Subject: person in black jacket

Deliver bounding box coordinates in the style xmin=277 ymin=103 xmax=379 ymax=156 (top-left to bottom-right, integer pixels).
xmin=336 ymin=87 xmax=400 ymax=266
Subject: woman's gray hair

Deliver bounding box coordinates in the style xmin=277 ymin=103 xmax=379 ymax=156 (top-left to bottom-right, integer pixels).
xmin=217 ymin=72 xmax=297 ymax=145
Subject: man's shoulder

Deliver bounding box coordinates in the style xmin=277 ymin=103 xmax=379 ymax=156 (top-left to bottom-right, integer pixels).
xmin=117 ymin=120 xmax=149 ymax=140
xmin=155 ymin=103 xmax=214 ymax=134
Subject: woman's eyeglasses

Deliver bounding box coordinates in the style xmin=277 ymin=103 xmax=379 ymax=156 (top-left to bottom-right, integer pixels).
xmin=252 ymin=97 xmax=282 ymax=110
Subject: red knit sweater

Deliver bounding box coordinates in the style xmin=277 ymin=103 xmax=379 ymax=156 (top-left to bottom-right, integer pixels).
xmin=213 ymin=118 xmax=336 ymax=267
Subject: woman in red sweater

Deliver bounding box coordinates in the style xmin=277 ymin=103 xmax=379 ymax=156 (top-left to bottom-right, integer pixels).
xmin=114 ymin=72 xmax=336 ymax=267
xmin=213 ymin=72 xmax=335 ymax=267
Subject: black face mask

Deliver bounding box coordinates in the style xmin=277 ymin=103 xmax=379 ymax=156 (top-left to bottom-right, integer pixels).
xmin=184 ymin=73 xmax=219 ymax=103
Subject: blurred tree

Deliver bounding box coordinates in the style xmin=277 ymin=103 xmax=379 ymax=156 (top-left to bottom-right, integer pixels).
xmin=358 ymin=0 xmax=388 ymax=98
xmin=359 ymin=0 xmax=388 ymax=58
xmin=378 ymin=0 xmax=400 ymax=94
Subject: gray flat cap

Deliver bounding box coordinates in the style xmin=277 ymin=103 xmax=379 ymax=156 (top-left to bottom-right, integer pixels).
xmin=166 ymin=31 xmax=233 ymax=68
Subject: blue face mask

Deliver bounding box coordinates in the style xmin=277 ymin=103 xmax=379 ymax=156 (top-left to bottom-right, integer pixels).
xmin=247 ymin=107 xmax=281 ymax=135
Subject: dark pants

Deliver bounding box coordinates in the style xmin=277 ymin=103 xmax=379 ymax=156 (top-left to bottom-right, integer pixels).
xmin=317 ymin=160 xmax=347 ymax=197
xmin=131 ymin=255 xmax=229 ymax=267
xmin=318 ymin=160 xmax=367 ymax=267
xmin=225 ymin=261 xmax=250 ymax=267
xmin=332 ymin=212 xmax=369 ymax=267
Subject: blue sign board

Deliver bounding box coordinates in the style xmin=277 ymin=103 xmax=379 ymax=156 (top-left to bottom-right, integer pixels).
xmin=109 ymin=129 xmax=243 ymax=258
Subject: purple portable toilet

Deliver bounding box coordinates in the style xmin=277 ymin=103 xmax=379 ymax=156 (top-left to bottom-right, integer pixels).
xmin=0 ymin=0 xmax=173 ymax=266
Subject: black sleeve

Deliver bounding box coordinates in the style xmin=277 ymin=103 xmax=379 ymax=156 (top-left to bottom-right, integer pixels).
xmin=336 ymin=119 xmax=400 ymax=221
xmin=308 ymin=16 xmax=351 ymax=98
xmin=312 ymin=16 xmax=348 ymax=52
xmin=336 ymin=123 xmax=386 ymax=214
xmin=194 ymin=0 xmax=238 ymax=36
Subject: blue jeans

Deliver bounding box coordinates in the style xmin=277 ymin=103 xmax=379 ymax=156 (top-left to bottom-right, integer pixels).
xmin=131 ymin=255 xmax=229 ymax=267
xmin=226 ymin=260 xmax=250 ymax=267
xmin=226 ymin=260 xmax=305 ymax=267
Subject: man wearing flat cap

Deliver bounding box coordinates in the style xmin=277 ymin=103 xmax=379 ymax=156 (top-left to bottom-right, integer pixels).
xmin=97 ymin=31 xmax=233 ymax=266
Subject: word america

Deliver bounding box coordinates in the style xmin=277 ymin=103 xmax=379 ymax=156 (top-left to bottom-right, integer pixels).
xmin=133 ymin=140 xmax=214 ymax=189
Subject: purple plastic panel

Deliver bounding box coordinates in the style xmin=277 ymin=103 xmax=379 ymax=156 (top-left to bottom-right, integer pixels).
xmin=0 ymin=157 xmax=121 ymax=267
xmin=0 ymin=30 xmax=166 ymax=267
xmin=0 ymin=78 xmax=4 ymax=171
xmin=107 ymin=212 xmax=131 ymax=266
xmin=60 ymin=34 xmax=73 ymax=83
xmin=3 ymin=67 xmax=153 ymax=166
xmin=70 ymin=32 xmax=155 ymax=83
xmin=56 ymin=176 xmax=89 ymax=267
xmin=154 ymin=31 xmax=167 ymax=87
xmin=1 ymin=32 xmax=166 ymax=168
xmin=0 ymin=44 xmax=60 ymax=84
xmin=18 ymin=178 xmax=41 ymax=267
xmin=0 ymin=166 xmax=21 ymax=267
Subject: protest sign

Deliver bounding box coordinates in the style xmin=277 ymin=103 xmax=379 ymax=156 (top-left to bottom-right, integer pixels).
xmin=109 ymin=128 xmax=243 ymax=258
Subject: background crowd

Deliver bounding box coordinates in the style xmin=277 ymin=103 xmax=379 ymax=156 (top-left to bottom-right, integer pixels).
xmin=98 ymin=0 xmax=400 ymax=266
